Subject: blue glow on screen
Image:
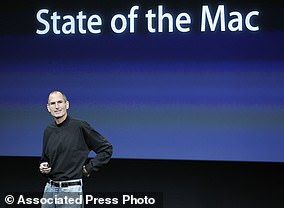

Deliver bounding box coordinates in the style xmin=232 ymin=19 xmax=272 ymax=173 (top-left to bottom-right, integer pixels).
xmin=1 ymin=1 xmax=284 ymax=162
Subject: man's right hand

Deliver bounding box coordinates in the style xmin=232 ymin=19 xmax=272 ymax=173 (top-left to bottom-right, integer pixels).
xmin=39 ymin=162 xmax=51 ymax=174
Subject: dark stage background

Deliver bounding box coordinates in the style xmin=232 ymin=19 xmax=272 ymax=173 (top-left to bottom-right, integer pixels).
xmin=1 ymin=156 xmax=284 ymax=208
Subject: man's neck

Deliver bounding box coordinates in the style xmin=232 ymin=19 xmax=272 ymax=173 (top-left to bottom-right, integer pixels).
xmin=54 ymin=114 xmax=68 ymax=125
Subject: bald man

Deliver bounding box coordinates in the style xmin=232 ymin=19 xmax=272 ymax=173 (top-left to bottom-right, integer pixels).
xmin=39 ymin=90 xmax=113 ymax=208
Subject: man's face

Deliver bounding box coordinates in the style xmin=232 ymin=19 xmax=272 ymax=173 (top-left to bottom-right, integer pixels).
xmin=47 ymin=92 xmax=69 ymax=119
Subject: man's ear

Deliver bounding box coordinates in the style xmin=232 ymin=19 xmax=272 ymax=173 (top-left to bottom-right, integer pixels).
xmin=66 ymin=101 xmax=70 ymax=110
xmin=47 ymin=104 xmax=51 ymax=112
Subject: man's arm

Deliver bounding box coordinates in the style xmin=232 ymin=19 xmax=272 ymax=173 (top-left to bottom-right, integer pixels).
xmin=82 ymin=122 xmax=113 ymax=176
xmin=39 ymin=129 xmax=52 ymax=176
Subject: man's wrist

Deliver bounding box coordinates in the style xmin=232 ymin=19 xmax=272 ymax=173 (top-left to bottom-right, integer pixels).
xmin=82 ymin=165 xmax=90 ymax=177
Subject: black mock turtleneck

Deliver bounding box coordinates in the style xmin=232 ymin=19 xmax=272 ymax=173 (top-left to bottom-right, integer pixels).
xmin=40 ymin=116 xmax=112 ymax=181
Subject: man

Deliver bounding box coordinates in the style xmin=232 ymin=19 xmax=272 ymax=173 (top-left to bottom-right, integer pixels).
xmin=39 ymin=90 xmax=113 ymax=208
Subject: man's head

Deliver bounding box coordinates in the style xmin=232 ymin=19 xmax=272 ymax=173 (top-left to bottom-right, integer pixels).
xmin=47 ymin=91 xmax=69 ymax=122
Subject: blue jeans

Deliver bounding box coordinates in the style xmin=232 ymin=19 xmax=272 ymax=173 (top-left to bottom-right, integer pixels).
xmin=41 ymin=179 xmax=84 ymax=208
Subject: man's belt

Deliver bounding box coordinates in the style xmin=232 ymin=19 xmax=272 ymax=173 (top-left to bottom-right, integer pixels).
xmin=48 ymin=180 xmax=81 ymax=187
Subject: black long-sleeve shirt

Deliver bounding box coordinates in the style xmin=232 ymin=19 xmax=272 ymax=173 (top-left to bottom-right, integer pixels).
xmin=40 ymin=116 xmax=112 ymax=181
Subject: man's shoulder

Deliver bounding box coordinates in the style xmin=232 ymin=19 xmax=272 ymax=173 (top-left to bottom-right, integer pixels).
xmin=69 ymin=117 xmax=86 ymax=124
xmin=68 ymin=117 xmax=90 ymax=127
xmin=44 ymin=122 xmax=56 ymax=130
xmin=43 ymin=123 xmax=55 ymax=137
